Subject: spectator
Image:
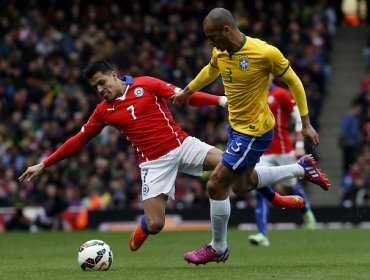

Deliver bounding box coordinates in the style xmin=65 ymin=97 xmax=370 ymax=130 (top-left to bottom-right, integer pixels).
xmin=339 ymin=97 xmax=364 ymax=176
xmin=0 ymin=1 xmax=333 ymax=209
xmin=33 ymin=183 xmax=69 ymax=230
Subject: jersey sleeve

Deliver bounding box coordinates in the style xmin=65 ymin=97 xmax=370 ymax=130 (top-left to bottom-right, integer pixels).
xmin=43 ymin=107 xmax=105 ymax=167
xmin=144 ymin=76 xmax=178 ymax=99
xmin=189 ymin=92 xmax=219 ymax=106
xmin=187 ymin=48 xmax=220 ymax=92
xmin=266 ymin=45 xmax=309 ymax=116
xmin=280 ymin=67 xmax=308 ymax=116
xmin=265 ymin=44 xmax=290 ymax=77
xmin=146 ymin=76 xmax=220 ymax=106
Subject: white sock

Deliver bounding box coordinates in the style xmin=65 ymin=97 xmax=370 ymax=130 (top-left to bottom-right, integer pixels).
xmin=210 ymin=197 xmax=230 ymax=253
xmin=255 ymin=164 xmax=304 ymax=188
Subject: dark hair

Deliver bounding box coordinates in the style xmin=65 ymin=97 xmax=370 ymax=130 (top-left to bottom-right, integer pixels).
xmin=83 ymin=60 xmax=113 ymax=80
xmin=204 ymin=8 xmax=236 ymax=31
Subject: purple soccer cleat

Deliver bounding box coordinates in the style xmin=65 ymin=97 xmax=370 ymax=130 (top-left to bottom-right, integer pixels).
xmin=184 ymin=244 xmax=229 ymax=265
xmin=297 ymin=154 xmax=330 ymax=191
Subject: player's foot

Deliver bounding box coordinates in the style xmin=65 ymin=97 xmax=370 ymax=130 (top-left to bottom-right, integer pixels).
xmin=303 ymin=210 xmax=317 ymax=230
xmin=129 ymin=224 xmax=149 ymax=251
xmin=248 ymin=233 xmax=270 ymax=247
xmin=184 ymin=244 xmax=229 ymax=265
xmin=297 ymin=154 xmax=330 ymax=191
xmin=270 ymin=193 xmax=304 ymax=209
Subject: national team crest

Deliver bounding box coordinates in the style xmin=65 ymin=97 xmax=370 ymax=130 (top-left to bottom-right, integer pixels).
xmin=134 ymin=87 xmax=144 ymax=97
xmin=142 ymin=184 xmax=150 ymax=196
xmin=239 ymin=57 xmax=249 ymax=71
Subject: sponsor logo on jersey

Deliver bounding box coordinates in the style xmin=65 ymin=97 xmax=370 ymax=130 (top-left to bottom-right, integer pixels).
xmin=134 ymin=87 xmax=144 ymax=97
xmin=107 ymin=105 xmax=115 ymax=111
xmin=239 ymin=57 xmax=249 ymax=71
xmin=142 ymin=184 xmax=150 ymax=196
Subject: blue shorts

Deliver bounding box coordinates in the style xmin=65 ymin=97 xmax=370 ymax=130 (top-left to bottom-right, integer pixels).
xmin=221 ymin=125 xmax=274 ymax=175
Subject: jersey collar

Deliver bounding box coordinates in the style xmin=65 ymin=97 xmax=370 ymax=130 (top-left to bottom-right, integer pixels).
xmin=119 ymin=75 xmax=133 ymax=84
xmin=116 ymin=76 xmax=133 ymax=100
xmin=228 ymin=34 xmax=247 ymax=57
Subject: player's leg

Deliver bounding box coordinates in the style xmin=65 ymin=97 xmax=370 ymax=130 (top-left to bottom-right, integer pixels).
xmin=232 ymin=171 xmax=304 ymax=208
xmin=201 ymin=147 xmax=231 ymax=254
xmin=289 ymin=183 xmax=317 ymax=230
xmin=129 ymin=152 xmax=179 ymax=252
xmin=249 ymin=155 xmax=271 ymax=247
xmin=228 ymin=132 xmax=304 ymax=209
xmin=184 ymin=126 xmax=269 ymax=265
xmin=276 ymin=153 xmax=316 ymax=230
xmin=176 ymin=137 xmax=231 ymax=264
xmin=248 ymin=190 xmax=270 ymax=247
xmin=183 ymin=161 xmax=234 ymax=265
xmin=254 ymin=154 xmax=330 ymax=191
xmin=129 ymin=194 xmax=167 ymax=251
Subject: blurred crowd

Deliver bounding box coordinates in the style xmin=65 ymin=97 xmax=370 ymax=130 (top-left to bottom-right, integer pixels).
xmin=0 ymin=0 xmax=336 ymax=229
xmin=340 ymin=27 xmax=370 ymax=207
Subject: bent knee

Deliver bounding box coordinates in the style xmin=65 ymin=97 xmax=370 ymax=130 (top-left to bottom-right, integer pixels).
xmin=207 ymin=177 xmax=228 ymax=199
xmin=231 ymin=184 xmax=255 ymax=194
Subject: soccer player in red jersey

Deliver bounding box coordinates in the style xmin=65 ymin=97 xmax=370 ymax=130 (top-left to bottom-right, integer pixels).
xmin=248 ymin=76 xmax=317 ymax=247
xmin=18 ymin=60 xmax=303 ymax=253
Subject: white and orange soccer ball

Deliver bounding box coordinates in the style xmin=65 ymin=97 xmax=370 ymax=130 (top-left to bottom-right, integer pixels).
xmin=77 ymin=239 xmax=113 ymax=271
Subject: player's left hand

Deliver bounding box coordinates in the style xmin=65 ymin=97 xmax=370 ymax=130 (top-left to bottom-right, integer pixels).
xmin=18 ymin=162 xmax=45 ymax=182
xmin=301 ymin=124 xmax=319 ymax=149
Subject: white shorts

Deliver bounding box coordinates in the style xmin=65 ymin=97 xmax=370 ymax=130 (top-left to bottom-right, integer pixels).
xmin=257 ymin=151 xmax=297 ymax=187
xmin=138 ymin=136 xmax=213 ymax=201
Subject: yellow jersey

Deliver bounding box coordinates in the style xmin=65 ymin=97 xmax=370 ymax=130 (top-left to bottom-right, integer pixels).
xmin=188 ymin=35 xmax=307 ymax=137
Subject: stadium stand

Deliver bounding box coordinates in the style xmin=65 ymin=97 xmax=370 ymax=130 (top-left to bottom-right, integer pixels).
xmin=0 ymin=0 xmax=349 ymax=229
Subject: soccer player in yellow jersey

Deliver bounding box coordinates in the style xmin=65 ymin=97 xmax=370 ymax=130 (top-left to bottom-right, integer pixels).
xmin=171 ymin=8 xmax=330 ymax=265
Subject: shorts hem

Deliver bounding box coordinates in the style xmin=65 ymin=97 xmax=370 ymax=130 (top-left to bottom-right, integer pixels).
xmin=221 ymin=159 xmax=244 ymax=175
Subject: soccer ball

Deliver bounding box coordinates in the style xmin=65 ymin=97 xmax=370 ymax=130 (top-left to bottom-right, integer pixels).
xmin=77 ymin=239 xmax=113 ymax=271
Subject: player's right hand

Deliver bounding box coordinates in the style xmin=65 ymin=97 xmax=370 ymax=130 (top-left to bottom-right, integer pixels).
xmin=18 ymin=162 xmax=45 ymax=182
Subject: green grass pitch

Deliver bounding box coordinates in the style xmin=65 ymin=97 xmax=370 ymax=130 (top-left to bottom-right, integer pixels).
xmin=1 ymin=228 xmax=370 ymax=280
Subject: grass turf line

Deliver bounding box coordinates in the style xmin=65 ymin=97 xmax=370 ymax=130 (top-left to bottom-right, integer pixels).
xmin=1 ymin=228 xmax=370 ymax=280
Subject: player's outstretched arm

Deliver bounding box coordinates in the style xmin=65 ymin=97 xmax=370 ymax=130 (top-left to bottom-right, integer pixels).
xmin=170 ymin=63 xmax=219 ymax=105
xmin=18 ymin=129 xmax=97 ymax=182
xmin=18 ymin=162 xmax=45 ymax=182
xmin=279 ymin=67 xmax=319 ymax=148
xmin=188 ymin=92 xmax=227 ymax=108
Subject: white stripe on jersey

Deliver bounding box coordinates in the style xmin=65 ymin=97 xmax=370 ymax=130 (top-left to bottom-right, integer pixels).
xmin=153 ymin=95 xmax=181 ymax=146
xmin=116 ymin=84 xmax=130 ymax=100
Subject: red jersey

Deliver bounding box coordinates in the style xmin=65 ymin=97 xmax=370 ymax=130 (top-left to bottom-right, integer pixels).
xmin=43 ymin=76 xmax=219 ymax=166
xmin=265 ymin=84 xmax=295 ymax=155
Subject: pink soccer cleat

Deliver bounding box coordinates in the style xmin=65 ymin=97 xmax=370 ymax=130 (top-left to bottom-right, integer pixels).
xmin=297 ymin=154 xmax=330 ymax=191
xmin=184 ymin=244 xmax=229 ymax=265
